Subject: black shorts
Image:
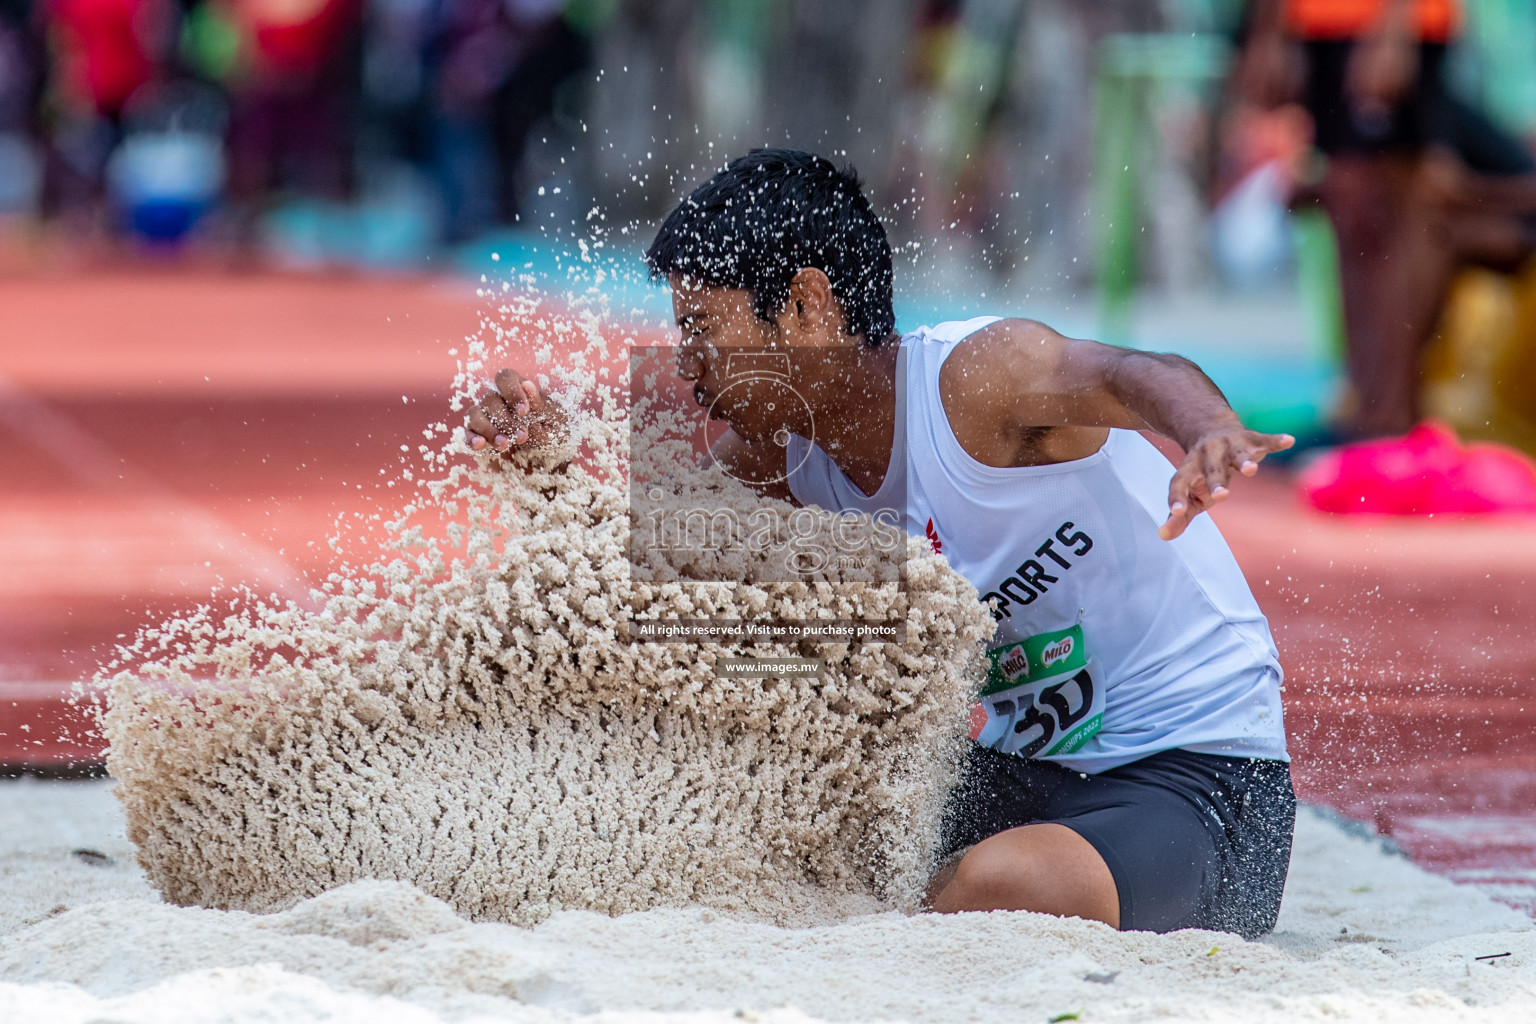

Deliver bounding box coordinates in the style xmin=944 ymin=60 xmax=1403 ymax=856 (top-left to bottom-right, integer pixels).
xmin=1303 ymin=40 xmax=1450 ymax=156
xmin=1303 ymin=40 xmax=1536 ymax=176
xmin=936 ymin=745 xmax=1296 ymax=939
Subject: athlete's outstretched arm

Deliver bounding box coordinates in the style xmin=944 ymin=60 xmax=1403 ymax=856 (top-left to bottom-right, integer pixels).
xmin=956 ymin=318 xmax=1294 ymax=540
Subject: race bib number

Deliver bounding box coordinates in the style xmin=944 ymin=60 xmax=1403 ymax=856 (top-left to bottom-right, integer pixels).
xmin=969 ymin=625 xmax=1104 ymax=758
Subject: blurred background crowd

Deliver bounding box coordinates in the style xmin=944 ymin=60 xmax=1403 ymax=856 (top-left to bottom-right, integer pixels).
xmin=0 ymin=0 xmax=1203 ymax=264
xmin=4 ymin=0 xmax=1536 ymax=448
xmin=0 ymin=0 xmax=605 ymax=251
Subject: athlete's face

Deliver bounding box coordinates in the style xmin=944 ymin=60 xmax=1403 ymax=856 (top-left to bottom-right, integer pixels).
xmin=669 ymin=273 xmax=845 ymax=444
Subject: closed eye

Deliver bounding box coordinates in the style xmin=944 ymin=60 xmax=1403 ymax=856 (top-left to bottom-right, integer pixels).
xmin=676 ymin=314 xmax=710 ymax=340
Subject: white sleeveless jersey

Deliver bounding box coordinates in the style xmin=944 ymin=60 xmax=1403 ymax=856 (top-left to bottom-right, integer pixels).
xmin=785 ymin=316 xmax=1288 ymax=774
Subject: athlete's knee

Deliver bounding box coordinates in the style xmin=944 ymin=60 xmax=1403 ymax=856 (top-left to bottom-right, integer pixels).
xmin=934 ymin=835 xmax=1055 ymax=913
xmin=930 ymin=826 xmax=1119 ymax=926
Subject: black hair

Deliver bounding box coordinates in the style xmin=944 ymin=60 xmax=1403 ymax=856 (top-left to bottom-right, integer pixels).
xmin=644 ymin=148 xmax=896 ymax=345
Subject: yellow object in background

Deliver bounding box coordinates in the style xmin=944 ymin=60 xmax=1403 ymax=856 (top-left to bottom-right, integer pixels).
xmin=1422 ymin=268 xmax=1536 ymax=456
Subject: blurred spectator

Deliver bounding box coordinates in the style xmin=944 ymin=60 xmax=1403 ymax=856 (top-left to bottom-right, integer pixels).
xmin=45 ymin=0 xmax=166 ymax=118
xmin=0 ymin=0 xmax=46 ymax=217
xmin=883 ymin=0 xmax=1171 ymax=289
xmin=1208 ymin=105 xmax=1311 ymax=290
xmin=219 ymin=0 xmax=363 ymax=239
xmin=1241 ymin=0 xmax=1536 ymax=438
xmin=105 ymin=78 xmax=226 ymax=241
xmin=358 ymin=0 xmax=432 ymax=168
xmin=41 ymin=0 xmax=176 ymax=219
xmin=429 ymin=0 xmax=591 ymax=241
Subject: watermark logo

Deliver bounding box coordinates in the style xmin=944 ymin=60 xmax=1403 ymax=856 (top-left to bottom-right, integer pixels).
xmin=628 ymin=345 xmax=908 ymax=584
xmin=701 ymin=352 xmax=814 ymax=487
xmin=716 ymin=657 xmax=825 ymax=678
xmin=625 ymin=619 xmax=906 ymax=643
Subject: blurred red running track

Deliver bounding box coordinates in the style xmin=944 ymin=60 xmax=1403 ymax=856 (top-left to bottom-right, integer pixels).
xmin=3 ymin=271 xmax=1535 ymax=914
xmin=0 ymin=271 xmax=483 ymax=763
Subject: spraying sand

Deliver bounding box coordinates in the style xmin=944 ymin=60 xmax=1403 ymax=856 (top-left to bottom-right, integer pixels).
xmin=95 ymin=318 xmax=994 ymax=926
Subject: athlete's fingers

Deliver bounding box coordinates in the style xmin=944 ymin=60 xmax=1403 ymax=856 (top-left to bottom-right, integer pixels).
xmin=1167 ymin=463 xmax=1193 ymax=510
xmin=1160 ymin=505 xmax=1191 ymax=541
xmin=468 ymin=398 xmax=499 ymax=438
xmin=494 ymin=368 xmax=534 ymax=416
xmin=1161 ymin=491 xmax=1210 ymax=540
xmin=1201 ymin=442 xmax=1232 ymax=500
xmin=1234 ymin=432 xmax=1295 ymax=476
xmin=1259 ymin=432 xmax=1296 ymax=454
xmin=1233 ymin=444 xmax=1267 ymax=476
xmin=492 ymin=370 xmax=555 ymax=424
xmin=1229 ymin=436 xmax=1263 ymax=476
xmin=466 ymin=405 xmax=508 ymax=450
xmin=463 ymin=367 xmax=555 ymax=457
xmin=1161 ymin=462 xmax=1198 ymax=540
xmin=519 ymin=378 xmax=542 ymax=415
xmin=1163 ymin=438 xmax=1237 ymax=539
xmin=478 ymin=388 xmax=516 ymax=432
xmin=1166 ymin=485 xmax=1219 ymax=539
xmin=1239 ymin=431 xmax=1294 ymax=460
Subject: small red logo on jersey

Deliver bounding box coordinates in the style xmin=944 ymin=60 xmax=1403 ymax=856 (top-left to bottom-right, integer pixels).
xmin=968 ymin=703 xmax=989 ymax=740
xmin=925 ymin=518 xmax=943 ymax=554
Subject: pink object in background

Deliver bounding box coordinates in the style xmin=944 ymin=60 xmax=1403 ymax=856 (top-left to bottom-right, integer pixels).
xmin=1299 ymin=421 xmax=1536 ymax=514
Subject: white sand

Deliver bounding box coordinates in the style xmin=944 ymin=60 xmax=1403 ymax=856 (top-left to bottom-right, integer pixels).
xmin=3 ymin=778 xmax=1532 ymax=1024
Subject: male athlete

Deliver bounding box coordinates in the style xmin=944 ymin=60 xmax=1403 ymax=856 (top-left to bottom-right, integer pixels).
xmin=466 ymin=149 xmax=1297 ymax=938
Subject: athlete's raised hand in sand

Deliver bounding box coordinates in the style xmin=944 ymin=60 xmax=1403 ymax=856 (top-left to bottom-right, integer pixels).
xmin=465 ymin=368 xmax=567 ymax=457
xmin=1159 ymin=428 xmax=1295 ymax=541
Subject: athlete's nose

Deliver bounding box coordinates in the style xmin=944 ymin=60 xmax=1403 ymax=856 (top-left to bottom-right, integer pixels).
xmin=677 ymin=346 xmax=705 ymax=381
xmin=676 ymin=338 xmax=716 ymax=381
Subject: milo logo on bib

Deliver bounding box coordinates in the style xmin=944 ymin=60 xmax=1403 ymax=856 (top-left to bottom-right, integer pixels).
xmin=1041 ymin=636 xmax=1074 ymax=667
xmin=972 ymin=625 xmax=1104 ymax=759
xmin=998 ymin=646 xmax=1030 ymax=681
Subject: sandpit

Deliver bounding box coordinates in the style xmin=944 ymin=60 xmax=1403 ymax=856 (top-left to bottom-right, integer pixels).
xmin=2 ymin=779 xmax=1533 ymax=1023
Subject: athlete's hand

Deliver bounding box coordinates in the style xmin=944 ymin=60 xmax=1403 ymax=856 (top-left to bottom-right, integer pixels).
xmin=464 ymin=368 xmax=568 ymax=458
xmin=1159 ymin=429 xmax=1295 ymax=540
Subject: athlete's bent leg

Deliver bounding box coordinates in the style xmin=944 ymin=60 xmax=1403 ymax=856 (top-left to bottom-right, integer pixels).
xmin=924 ymin=822 xmax=1120 ymax=927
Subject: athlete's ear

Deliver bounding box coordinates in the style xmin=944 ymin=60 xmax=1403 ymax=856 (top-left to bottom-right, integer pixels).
xmin=785 ymin=267 xmax=836 ymax=332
